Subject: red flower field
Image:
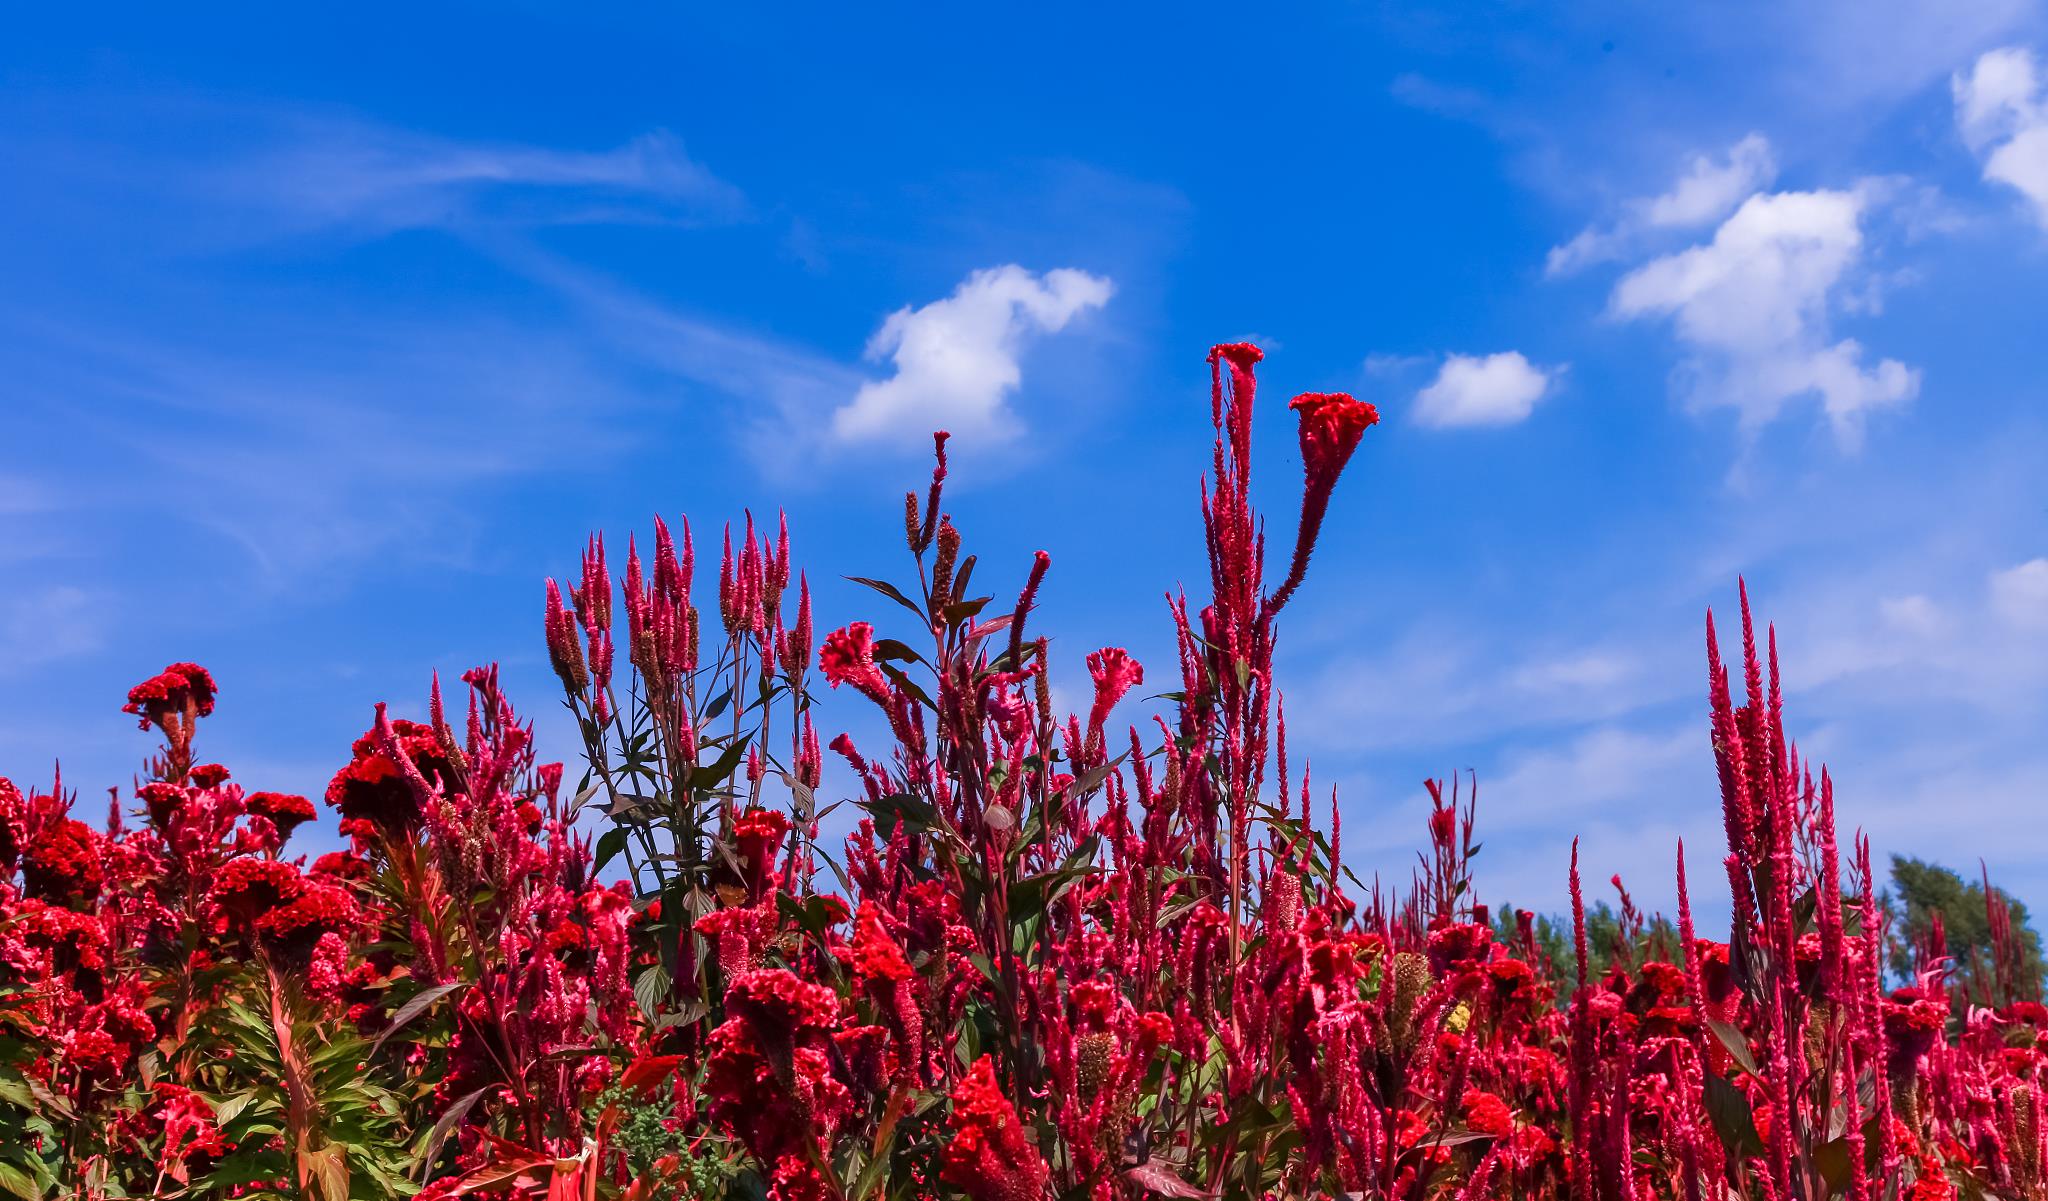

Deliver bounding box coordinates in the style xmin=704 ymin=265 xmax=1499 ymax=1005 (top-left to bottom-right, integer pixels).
xmin=0 ymin=343 xmax=2038 ymax=1200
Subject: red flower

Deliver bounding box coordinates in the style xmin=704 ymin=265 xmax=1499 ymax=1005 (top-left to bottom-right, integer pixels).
xmin=122 ymin=662 xmax=218 ymax=730
xmin=819 ymin=622 xmax=892 ymax=706
xmin=0 ymin=776 xmax=27 ymax=870
xmin=325 ymin=718 xmax=459 ymax=838
xmin=734 ymin=807 xmax=791 ymax=897
xmin=244 ymin=791 xmax=316 ymax=839
xmin=1462 ymin=1089 xmax=1515 ymax=1138
xmin=1269 ymin=391 xmax=1379 ymax=614
xmin=1084 ymin=647 xmax=1144 ymax=741
xmin=189 ymin=763 xmax=231 ymax=788
xmin=704 ymin=969 xmax=850 ymax=1163
xmin=942 ymin=1057 xmax=1049 ymax=1201
xmin=256 ymin=879 xmax=363 ymax=963
xmin=22 ymin=818 xmax=104 ymax=908
xmin=209 ymin=857 xmax=308 ymax=927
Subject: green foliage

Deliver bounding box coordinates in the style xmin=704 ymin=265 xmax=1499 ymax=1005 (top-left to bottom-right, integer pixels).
xmin=1887 ymin=854 xmax=2046 ymax=1002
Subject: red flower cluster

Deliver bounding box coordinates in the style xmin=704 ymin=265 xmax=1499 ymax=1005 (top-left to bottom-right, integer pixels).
xmin=8 ymin=342 xmax=2047 ymax=1201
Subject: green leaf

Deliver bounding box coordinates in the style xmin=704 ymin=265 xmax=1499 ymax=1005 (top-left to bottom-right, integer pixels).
xmin=845 ymin=576 xmax=929 ymax=622
xmin=690 ymin=738 xmax=754 ymax=791
xmin=864 ymin=793 xmax=940 ymax=838
xmin=1703 ymin=1072 xmax=1765 ymax=1159
xmin=370 ymin=982 xmax=467 ymax=1059
xmin=593 ymin=827 xmax=632 ymax=874
xmin=415 ymin=1086 xmax=491 ymax=1182
xmin=634 ymin=964 xmax=672 ymax=1022
xmin=0 ymin=1158 xmax=39 ymax=1201
xmin=1706 ymin=1017 xmax=1760 ymax=1077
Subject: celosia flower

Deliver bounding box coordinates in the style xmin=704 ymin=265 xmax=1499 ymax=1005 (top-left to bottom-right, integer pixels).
xmin=733 ymin=807 xmax=790 ymax=897
xmin=819 ymin=622 xmax=892 ymax=706
xmin=244 ymin=791 xmax=315 ymax=839
xmin=325 ymin=717 xmax=460 ymax=839
xmin=122 ymin=662 xmax=218 ymax=730
xmin=0 ymin=775 xmax=23 ymax=869
xmin=942 ymin=1057 xmax=1049 ymax=1201
xmin=1463 ymin=1090 xmax=1516 ymax=1138
xmin=22 ymin=817 xmax=104 ymax=908
xmin=209 ymin=856 xmax=308 ymax=927
xmin=256 ymin=878 xmax=363 ymax=964
xmin=1084 ymin=647 xmax=1143 ymax=744
xmin=704 ymin=969 xmax=850 ymax=1163
xmin=1269 ymin=391 xmax=1379 ymax=614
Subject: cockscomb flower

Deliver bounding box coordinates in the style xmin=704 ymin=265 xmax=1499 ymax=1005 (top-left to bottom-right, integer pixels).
xmin=325 ymin=717 xmax=460 ymax=840
xmin=819 ymin=621 xmax=892 ymax=706
xmin=1269 ymin=391 xmax=1379 ymax=615
xmin=122 ymin=661 xmax=218 ymax=730
xmin=256 ymin=879 xmax=363 ymax=963
xmin=1084 ymin=647 xmax=1144 ymax=746
xmin=138 ymin=782 xmax=187 ymax=829
xmin=209 ymin=856 xmax=308 ymax=927
xmin=22 ymin=817 xmax=104 ymax=908
xmin=704 ymin=969 xmax=851 ymax=1162
xmin=0 ymin=776 xmax=23 ymax=869
xmin=942 ymin=1057 xmax=1049 ymax=1201
xmin=733 ymin=807 xmax=791 ymax=898
xmin=244 ymin=791 xmax=315 ymax=839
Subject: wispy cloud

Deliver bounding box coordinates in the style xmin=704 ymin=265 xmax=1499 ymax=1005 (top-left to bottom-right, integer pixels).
xmin=209 ymin=120 xmax=748 ymax=238
xmin=0 ymin=585 xmax=109 ymax=673
xmin=1548 ymin=134 xmax=1777 ymax=276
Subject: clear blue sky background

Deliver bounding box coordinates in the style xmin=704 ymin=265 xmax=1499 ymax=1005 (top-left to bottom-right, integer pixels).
xmin=4 ymin=2 xmax=2046 ymax=921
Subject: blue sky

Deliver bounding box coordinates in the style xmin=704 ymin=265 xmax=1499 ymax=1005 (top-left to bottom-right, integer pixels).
xmin=4 ymin=2 xmax=2047 ymax=921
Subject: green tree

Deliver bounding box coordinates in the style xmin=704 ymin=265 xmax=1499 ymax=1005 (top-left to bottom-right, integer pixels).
xmin=1887 ymin=855 xmax=2045 ymax=1005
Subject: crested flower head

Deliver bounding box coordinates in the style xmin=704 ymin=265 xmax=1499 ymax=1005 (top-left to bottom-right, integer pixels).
xmin=325 ymin=718 xmax=460 ymax=841
xmin=122 ymin=662 xmax=218 ymax=730
xmin=942 ymin=1057 xmax=1049 ymax=1201
xmin=819 ymin=621 xmax=892 ymax=706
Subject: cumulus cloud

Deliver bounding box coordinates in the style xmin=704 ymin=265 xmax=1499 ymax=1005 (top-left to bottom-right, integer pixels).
xmin=1412 ymin=351 xmax=1560 ymax=428
xmin=832 ymin=265 xmax=1113 ymax=447
xmin=1548 ymin=134 xmax=1777 ymax=275
xmin=1954 ymin=46 xmax=2048 ymax=226
xmin=1991 ymin=558 xmax=2048 ymax=629
xmin=1609 ymin=187 xmax=1918 ymax=446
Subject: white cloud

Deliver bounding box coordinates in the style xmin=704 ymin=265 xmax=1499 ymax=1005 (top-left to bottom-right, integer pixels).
xmin=1610 ymin=187 xmax=1918 ymax=446
xmin=1955 ymin=46 xmax=2048 ymax=227
xmin=1992 ymin=558 xmax=2048 ymax=629
xmin=1879 ymin=594 xmax=1946 ymax=637
xmin=1548 ymin=134 xmax=1777 ymax=275
xmin=832 ymin=265 xmax=1113 ymax=447
xmin=1412 ymin=351 xmax=1559 ymax=428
